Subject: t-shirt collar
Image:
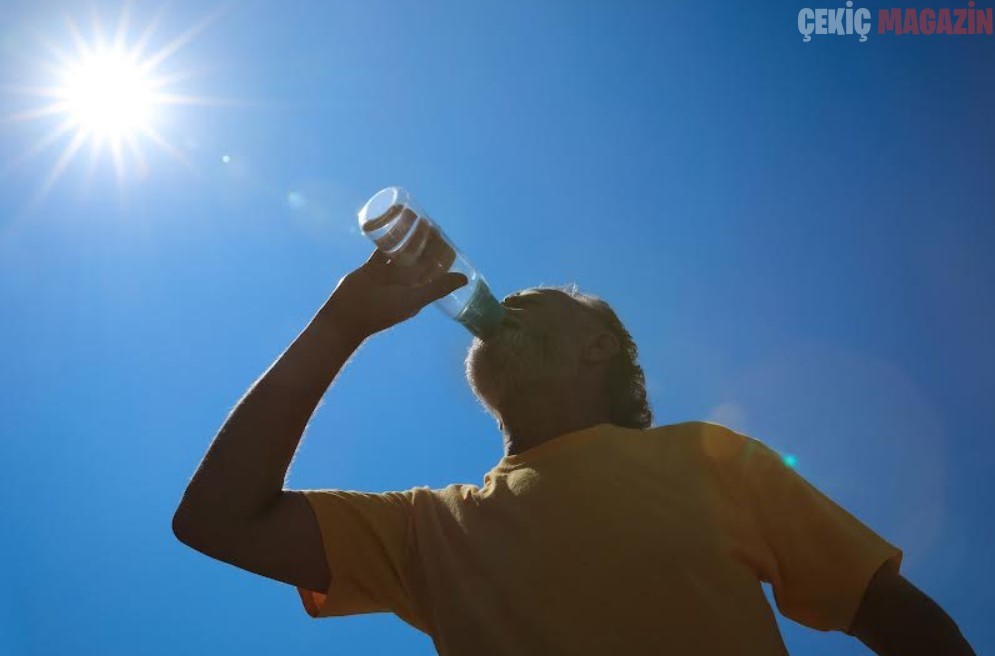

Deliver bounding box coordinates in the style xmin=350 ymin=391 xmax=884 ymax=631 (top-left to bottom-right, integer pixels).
xmin=489 ymin=422 xmax=616 ymax=475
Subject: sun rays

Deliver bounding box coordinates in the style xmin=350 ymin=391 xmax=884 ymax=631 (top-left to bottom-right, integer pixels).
xmin=2 ymin=4 xmax=230 ymax=205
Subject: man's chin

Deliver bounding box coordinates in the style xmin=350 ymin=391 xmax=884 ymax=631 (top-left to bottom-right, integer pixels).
xmin=467 ymin=347 xmax=521 ymax=400
xmin=465 ymin=368 xmax=506 ymax=416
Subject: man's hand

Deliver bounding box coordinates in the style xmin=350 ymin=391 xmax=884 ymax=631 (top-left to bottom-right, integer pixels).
xmin=331 ymin=247 xmax=469 ymax=341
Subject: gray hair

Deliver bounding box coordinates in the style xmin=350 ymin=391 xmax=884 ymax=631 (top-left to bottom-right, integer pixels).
xmin=537 ymin=283 xmax=653 ymax=430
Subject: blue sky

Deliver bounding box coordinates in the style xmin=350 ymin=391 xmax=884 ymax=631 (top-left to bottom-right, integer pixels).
xmin=1 ymin=1 xmax=991 ymax=653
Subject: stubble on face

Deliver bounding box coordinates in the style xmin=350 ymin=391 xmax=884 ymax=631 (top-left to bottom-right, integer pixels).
xmin=464 ymin=321 xmax=575 ymax=411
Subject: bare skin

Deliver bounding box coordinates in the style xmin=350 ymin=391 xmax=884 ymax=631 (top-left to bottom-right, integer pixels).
xmin=172 ymin=246 xmax=975 ymax=655
xmin=172 ymin=247 xmax=468 ymax=592
xmin=466 ymin=287 xmax=620 ymax=457
xmin=848 ymin=559 xmax=975 ymax=654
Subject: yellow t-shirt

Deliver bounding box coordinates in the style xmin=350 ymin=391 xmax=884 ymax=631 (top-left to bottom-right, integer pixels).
xmin=296 ymin=421 xmax=902 ymax=655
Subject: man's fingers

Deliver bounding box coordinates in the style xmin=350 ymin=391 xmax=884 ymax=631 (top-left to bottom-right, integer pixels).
xmin=364 ymin=248 xmax=387 ymax=266
xmin=360 ymin=248 xmax=387 ymax=274
xmin=414 ymin=272 xmax=468 ymax=306
xmin=361 ymin=248 xmax=400 ymax=284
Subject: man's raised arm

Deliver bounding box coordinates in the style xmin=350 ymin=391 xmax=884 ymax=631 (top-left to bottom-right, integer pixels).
xmin=171 ymin=247 xmax=466 ymax=587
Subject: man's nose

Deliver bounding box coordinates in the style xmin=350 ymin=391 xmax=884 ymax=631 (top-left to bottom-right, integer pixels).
xmin=501 ymin=293 xmax=520 ymax=307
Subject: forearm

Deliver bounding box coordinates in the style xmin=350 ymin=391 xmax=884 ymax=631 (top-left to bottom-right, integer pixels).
xmin=850 ymin=569 xmax=976 ymax=656
xmin=857 ymin=601 xmax=974 ymax=656
xmin=859 ymin=604 xmax=975 ymax=656
xmin=174 ymin=293 xmax=366 ymax=528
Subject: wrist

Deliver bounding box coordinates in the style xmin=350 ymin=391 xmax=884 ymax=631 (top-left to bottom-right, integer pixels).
xmin=316 ymin=293 xmax=371 ymax=346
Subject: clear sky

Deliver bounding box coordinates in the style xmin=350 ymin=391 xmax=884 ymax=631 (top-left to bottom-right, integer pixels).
xmin=1 ymin=1 xmax=992 ymax=653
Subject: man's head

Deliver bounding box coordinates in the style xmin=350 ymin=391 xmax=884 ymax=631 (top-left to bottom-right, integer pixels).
xmin=464 ymin=284 xmax=652 ymax=430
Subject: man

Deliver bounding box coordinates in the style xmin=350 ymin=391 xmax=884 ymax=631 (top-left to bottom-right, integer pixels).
xmin=173 ymin=247 xmax=975 ymax=655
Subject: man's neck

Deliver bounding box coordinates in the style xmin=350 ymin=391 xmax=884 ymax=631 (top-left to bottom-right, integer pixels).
xmin=499 ymin=386 xmax=611 ymax=457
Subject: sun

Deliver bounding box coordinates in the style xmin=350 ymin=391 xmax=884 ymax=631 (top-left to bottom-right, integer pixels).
xmin=3 ymin=6 xmax=228 ymax=204
xmin=61 ymin=50 xmax=155 ymax=139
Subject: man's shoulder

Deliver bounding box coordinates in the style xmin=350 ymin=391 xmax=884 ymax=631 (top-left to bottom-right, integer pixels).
xmin=645 ymin=420 xmax=755 ymax=459
xmin=645 ymin=419 xmax=744 ymax=438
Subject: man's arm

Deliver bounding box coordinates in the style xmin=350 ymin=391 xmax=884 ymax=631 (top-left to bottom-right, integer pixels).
xmin=170 ymin=290 xmax=364 ymax=591
xmin=171 ymin=247 xmax=466 ymax=589
xmin=848 ymin=561 xmax=976 ymax=655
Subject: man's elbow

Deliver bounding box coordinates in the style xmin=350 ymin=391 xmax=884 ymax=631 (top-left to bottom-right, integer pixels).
xmin=172 ymin=498 xmax=259 ymax=563
xmin=171 ymin=499 xmax=223 ymax=552
xmin=171 ymin=504 xmax=202 ymax=548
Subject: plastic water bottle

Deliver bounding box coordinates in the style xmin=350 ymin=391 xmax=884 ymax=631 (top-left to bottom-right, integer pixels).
xmin=357 ymin=186 xmax=507 ymax=339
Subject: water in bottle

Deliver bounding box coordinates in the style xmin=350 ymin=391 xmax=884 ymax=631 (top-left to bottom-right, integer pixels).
xmin=357 ymin=186 xmax=507 ymax=339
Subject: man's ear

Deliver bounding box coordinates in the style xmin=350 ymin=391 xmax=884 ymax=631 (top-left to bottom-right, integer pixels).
xmin=584 ymin=332 xmax=619 ymax=363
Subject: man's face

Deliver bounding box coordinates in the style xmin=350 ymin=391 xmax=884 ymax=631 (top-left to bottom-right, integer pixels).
xmin=465 ymin=288 xmax=600 ymax=413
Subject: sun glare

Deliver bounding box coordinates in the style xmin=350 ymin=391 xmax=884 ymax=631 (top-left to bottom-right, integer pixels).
xmin=2 ymin=6 xmax=228 ymax=204
xmin=62 ymin=51 xmax=154 ymax=138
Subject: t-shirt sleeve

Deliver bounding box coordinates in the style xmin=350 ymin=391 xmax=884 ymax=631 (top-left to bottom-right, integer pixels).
xmin=294 ymin=488 xmax=427 ymax=631
xmin=731 ymin=432 xmax=903 ymax=632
